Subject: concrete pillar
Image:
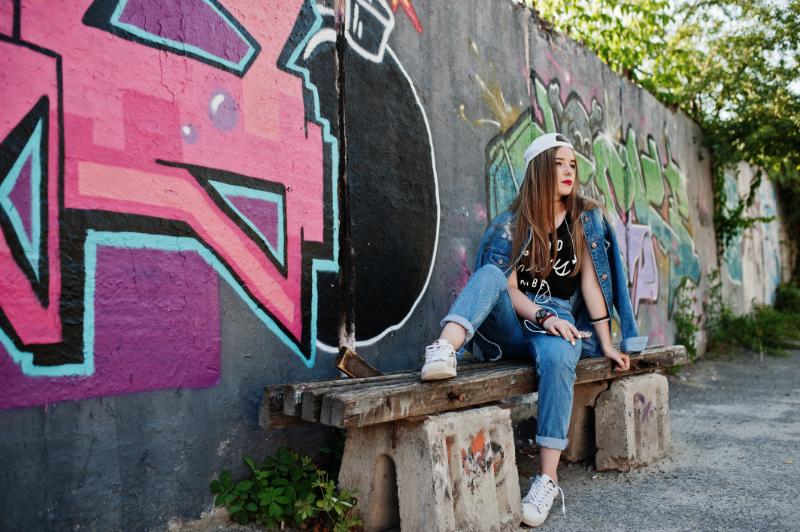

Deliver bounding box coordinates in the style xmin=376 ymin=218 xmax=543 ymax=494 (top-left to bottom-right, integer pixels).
xmin=338 ymin=406 xmax=521 ymax=532
xmin=564 ymin=381 xmax=609 ymax=462
xmin=594 ymin=373 xmax=671 ymax=471
xmin=337 ymin=423 xmax=400 ymax=531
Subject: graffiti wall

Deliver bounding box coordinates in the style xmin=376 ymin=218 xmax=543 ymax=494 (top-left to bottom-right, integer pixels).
xmin=721 ymin=162 xmax=792 ymax=313
xmin=0 ymin=0 xmax=789 ymax=529
xmin=0 ymin=0 xmax=439 ymax=410
xmin=461 ymin=27 xmax=718 ymax=348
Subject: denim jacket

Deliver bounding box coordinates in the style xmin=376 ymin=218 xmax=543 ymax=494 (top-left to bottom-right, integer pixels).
xmin=474 ymin=208 xmax=649 ymax=354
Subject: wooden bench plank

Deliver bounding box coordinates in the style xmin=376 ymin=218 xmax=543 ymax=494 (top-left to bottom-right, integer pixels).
xmin=263 ymin=362 xmax=501 ymax=424
xmin=258 ymin=387 xmax=310 ymax=429
xmin=320 ymin=364 xmax=535 ymax=428
xmin=320 ymin=346 xmax=687 ymax=428
xmin=279 ymin=372 xmax=423 ymax=417
xmin=300 ymin=375 xmax=420 ymax=422
xmin=574 ymin=345 xmax=687 ymax=384
xmin=260 ymin=346 xmax=687 ymax=429
xmin=297 ymin=363 xmax=504 ymax=423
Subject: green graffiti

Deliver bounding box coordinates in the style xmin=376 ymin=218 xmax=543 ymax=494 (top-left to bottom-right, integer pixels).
xmin=485 ymin=74 xmax=702 ymax=312
xmin=640 ymin=137 xmax=665 ymax=206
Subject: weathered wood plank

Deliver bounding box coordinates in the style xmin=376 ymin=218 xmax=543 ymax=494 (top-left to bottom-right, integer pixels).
xmin=320 ymin=346 xmax=687 ymax=428
xmin=259 ymin=386 xmax=310 ymax=429
xmin=262 ymin=346 xmax=687 ymax=428
xmin=298 ymin=363 xmax=503 ymax=422
xmin=301 ymin=375 xmax=420 ymax=421
xmin=335 ymin=347 xmax=382 ymax=378
xmin=320 ymin=364 xmax=536 ymax=428
xmin=268 ymin=362 xmax=499 ymax=420
xmin=279 ymin=372 xmax=420 ymax=417
xmin=574 ymin=345 xmax=688 ymax=384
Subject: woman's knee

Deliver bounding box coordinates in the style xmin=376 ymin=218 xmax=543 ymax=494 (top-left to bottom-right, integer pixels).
xmin=471 ymin=263 xmax=508 ymax=291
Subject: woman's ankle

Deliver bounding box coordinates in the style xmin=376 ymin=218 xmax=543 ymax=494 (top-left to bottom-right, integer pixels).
xmin=439 ymin=322 xmax=466 ymax=350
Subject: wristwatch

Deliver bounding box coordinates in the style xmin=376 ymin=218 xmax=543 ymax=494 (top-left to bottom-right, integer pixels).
xmin=535 ymin=308 xmax=556 ymax=326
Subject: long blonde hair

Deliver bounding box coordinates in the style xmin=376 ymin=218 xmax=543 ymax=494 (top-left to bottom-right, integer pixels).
xmin=509 ymin=146 xmax=598 ymax=277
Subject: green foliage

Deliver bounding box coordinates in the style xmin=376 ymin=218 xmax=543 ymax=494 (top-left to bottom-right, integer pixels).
xmin=704 ymin=273 xmax=800 ymax=357
xmin=701 ymin=269 xmax=725 ymax=328
xmin=673 ymin=279 xmax=701 ymax=361
xmin=527 ymin=0 xmax=673 ymax=82
xmin=209 ymin=448 xmax=362 ymax=531
xmin=706 ymin=304 xmax=800 ymax=357
xmin=775 ymin=282 xmax=800 ymax=314
xmin=520 ymin=0 xmax=800 ymax=264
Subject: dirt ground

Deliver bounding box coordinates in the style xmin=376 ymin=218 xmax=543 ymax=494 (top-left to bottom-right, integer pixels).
xmin=516 ymin=350 xmax=800 ymax=531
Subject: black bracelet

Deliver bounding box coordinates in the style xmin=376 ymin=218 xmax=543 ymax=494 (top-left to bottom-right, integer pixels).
xmin=589 ymin=314 xmax=610 ymax=324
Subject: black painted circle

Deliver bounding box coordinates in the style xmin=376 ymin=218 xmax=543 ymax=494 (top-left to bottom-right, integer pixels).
xmin=307 ymin=43 xmax=438 ymax=344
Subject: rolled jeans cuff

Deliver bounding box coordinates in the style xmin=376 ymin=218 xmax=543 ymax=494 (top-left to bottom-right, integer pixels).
xmin=440 ymin=314 xmax=475 ymax=342
xmin=536 ymin=435 xmax=569 ymax=451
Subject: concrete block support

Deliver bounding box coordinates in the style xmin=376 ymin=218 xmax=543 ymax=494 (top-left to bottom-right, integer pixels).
xmin=594 ymin=373 xmax=671 ymax=471
xmin=564 ymin=381 xmax=609 ymax=462
xmin=338 ymin=406 xmax=521 ymax=532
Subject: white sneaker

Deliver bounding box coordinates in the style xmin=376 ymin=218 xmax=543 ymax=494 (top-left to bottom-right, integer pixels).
xmin=420 ymin=339 xmax=457 ymax=381
xmin=521 ymin=474 xmax=565 ymax=527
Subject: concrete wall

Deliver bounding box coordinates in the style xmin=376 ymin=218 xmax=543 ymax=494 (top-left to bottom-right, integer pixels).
xmin=721 ymin=162 xmax=795 ymax=314
xmin=0 ymin=0 xmax=790 ymax=529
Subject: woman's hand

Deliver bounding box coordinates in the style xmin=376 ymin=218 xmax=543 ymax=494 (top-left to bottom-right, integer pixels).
xmin=543 ymin=316 xmax=581 ymax=345
xmin=602 ymin=345 xmax=630 ymax=372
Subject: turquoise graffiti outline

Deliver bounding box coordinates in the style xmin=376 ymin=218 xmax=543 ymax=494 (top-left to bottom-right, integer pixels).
xmin=4 ymin=3 xmax=340 ymax=376
xmin=108 ymin=0 xmax=257 ymax=73
xmin=0 ymin=119 xmax=43 ymax=278
xmin=208 ymin=180 xmax=286 ymax=268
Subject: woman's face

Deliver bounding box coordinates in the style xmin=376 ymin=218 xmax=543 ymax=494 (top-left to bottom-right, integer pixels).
xmin=554 ymin=146 xmax=577 ymax=198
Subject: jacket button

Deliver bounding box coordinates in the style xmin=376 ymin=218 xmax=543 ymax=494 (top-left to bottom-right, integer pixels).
xmin=591 ymin=242 xmax=597 ymax=249
xmin=498 ymin=259 xmax=504 ymax=264
xmin=584 ymin=215 xmax=589 ymax=222
xmin=601 ymin=273 xmax=608 ymax=280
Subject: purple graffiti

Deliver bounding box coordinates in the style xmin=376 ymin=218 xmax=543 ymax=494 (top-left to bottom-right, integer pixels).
xmin=614 ymin=216 xmax=659 ymax=313
xmin=118 ymin=0 xmax=252 ymax=64
xmin=633 ymin=392 xmax=654 ymax=422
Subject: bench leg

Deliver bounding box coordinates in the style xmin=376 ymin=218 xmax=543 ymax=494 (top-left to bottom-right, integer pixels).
xmin=594 ymin=373 xmax=672 ymax=470
xmin=338 ymin=406 xmax=522 ymax=532
xmin=564 ymin=381 xmax=610 ymax=462
xmin=338 ymin=423 xmax=400 ymax=531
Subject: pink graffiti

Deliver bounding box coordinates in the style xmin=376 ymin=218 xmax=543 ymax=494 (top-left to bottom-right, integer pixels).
xmin=0 ymin=0 xmax=327 ymax=408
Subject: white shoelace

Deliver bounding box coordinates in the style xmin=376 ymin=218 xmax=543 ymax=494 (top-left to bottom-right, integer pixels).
xmin=523 ymin=477 xmax=566 ymax=517
xmin=425 ymin=341 xmax=454 ymax=363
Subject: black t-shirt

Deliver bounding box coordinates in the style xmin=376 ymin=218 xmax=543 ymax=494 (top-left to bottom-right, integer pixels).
xmin=516 ymin=219 xmax=579 ymax=300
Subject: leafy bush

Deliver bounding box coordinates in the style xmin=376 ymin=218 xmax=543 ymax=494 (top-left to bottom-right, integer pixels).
xmin=701 ymin=272 xmax=800 ymax=357
xmin=673 ymin=279 xmax=701 ymax=361
xmin=707 ymin=305 xmax=800 ymax=357
xmin=210 ymin=448 xmax=362 ymax=531
xmin=775 ymin=283 xmax=800 ymax=314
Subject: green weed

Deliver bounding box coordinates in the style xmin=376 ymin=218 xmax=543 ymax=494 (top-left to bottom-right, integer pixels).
xmin=673 ymin=279 xmax=701 ymax=361
xmin=210 ymin=447 xmax=362 ymax=531
xmin=704 ymin=274 xmax=800 ymax=357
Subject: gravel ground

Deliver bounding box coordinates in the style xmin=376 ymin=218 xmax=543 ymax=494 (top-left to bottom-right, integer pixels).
xmin=516 ymin=350 xmax=800 ymax=531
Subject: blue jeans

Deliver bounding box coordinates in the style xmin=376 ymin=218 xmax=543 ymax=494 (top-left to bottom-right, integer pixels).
xmin=441 ymin=264 xmax=582 ymax=450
